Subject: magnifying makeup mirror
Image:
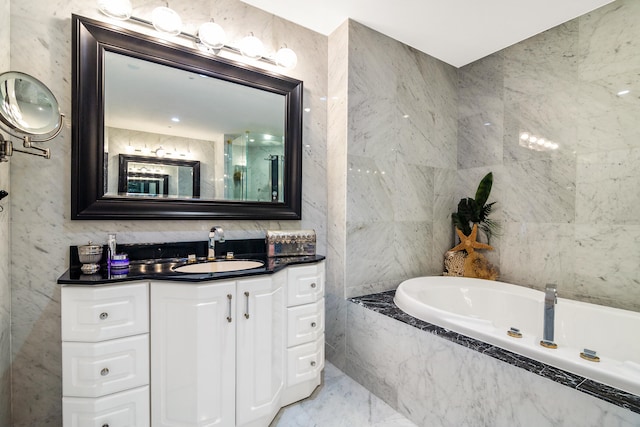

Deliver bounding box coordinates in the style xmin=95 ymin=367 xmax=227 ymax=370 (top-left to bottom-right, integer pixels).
xmin=0 ymin=71 xmax=64 ymax=161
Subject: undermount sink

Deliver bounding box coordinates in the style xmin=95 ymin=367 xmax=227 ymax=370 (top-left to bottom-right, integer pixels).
xmin=173 ymin=259 xmax=265 ymax=274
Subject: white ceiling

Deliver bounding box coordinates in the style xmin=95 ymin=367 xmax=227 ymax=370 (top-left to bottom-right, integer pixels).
xmin=240 ymin=0 xmax=615 ymax=67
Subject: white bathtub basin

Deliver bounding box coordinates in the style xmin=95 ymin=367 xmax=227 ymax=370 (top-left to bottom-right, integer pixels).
xmin=394 ymin=276 xmax=640 ymax=396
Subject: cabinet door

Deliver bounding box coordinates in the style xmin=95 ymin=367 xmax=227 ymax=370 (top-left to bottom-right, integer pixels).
xmin=236 ymin=273 xmax=285 ymax=426
xmin=151 ymin=281 xmax=236 ymax=427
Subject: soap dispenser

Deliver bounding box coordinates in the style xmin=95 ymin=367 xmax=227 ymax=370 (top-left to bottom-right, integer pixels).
xmin=107 ymin=233 xmax=117 ymax=266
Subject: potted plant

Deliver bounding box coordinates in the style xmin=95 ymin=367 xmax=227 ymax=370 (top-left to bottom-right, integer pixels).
xmin=451 ymin=172 xmax=499 ymax=243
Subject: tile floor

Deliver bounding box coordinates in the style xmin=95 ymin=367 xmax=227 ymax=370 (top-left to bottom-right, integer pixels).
xmin=272 ymin=362 xmax=418 ymax=426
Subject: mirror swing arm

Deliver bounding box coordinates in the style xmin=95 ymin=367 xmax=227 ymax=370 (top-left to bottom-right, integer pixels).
xmin=0 ymin=120 xmax=64 ymax=161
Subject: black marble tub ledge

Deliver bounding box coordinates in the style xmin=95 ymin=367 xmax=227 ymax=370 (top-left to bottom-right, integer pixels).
xmin=58 ymin=239 xmax=324 ymax=285
xmin=349 ymin=290 xmax=640 ymax=415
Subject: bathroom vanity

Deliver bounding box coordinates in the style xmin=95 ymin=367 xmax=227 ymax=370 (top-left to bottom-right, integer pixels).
xmin=58 ymin=241 xmax=325 ymax=427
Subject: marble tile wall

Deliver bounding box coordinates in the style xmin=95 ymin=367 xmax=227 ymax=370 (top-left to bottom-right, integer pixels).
xmin=344 ymin=21 xmax=458 ymax=298
xmin=457 ymin=0 xmax=640 ymax=312
xmin=326 ymin=20 xmax=349 ymax=369
xmin=8 ymin=0 xmax=327 ymax=425
xmin=0 ymin=0 xmax=11 ymax=423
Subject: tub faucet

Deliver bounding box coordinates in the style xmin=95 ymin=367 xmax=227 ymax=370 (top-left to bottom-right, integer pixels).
xmin=540 ymin=284 xmax=558 ymax=349
xmin=208 ymin=226 xmax=225 ymax=259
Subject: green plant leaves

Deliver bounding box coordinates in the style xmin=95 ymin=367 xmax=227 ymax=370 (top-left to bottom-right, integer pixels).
xmin=475 ymin=172 xmax=493 ymax=208
xmin=451 ymin=172 xmax=499 ymax=242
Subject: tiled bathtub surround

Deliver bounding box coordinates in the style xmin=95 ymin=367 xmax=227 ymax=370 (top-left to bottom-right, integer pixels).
xmin=348 ymin=292 xmax=640 ymax=427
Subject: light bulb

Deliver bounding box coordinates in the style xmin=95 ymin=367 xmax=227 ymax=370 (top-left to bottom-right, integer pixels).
xmin=198 ymin=22 xmax=226 ymax=50
xmin=156 ymin=146 xmax=166 ymax=158
xmin=275 ymin=47 xmax=297 ymax=69
xmin=240 ymin=35 xmax=264 ymax=60
xmin=152 ymin=6 xmax=182 ymax=36
xmin=97 ymin=0 xmax=132 ymax=20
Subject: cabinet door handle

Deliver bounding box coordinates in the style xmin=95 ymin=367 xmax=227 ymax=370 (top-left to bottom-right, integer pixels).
xmin=99 ymin=312 xmax=109 ymax=320
xmin=100 ymin=368 xmax=109 ymax=376
xmin=310 ymin=361 xmax=316 ymax=367
xmin=310 ymin=282 xmax=317 ymax=289
xmin=311 ymin=322 xmax=317 ymax=328
xmin=226 ymin=294 xmax=233 ymax=323
xmin=244 ymin=291 xmax=250 ymax=319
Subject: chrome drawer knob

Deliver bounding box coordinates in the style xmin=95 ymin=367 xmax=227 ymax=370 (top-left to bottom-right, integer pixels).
xmin=310 ymin=361 xmax=316 ymax=367
xmin=102 ymin=424 xmax=109 ymax=427
xmin=310 ymin=282 xmax=317 ymax=289
xmin=100 ymin=368 xmax=110 ymax=376
xmin=311 ymin=322 xmax=317 ymax=328
xmin=99 ymin=312 xmax=109 ymax=320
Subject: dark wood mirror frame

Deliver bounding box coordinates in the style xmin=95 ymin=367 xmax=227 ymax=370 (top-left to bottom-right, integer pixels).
xmin=71 ymin=14 xmax=303 ymax=220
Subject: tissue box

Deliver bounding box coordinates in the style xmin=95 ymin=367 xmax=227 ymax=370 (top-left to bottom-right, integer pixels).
xmin=266 ymin=230 xmax=316 ymax=257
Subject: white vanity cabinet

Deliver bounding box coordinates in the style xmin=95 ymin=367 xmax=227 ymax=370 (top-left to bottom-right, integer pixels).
xmin=150 ymin=272 xmax=286 ymax=427
xmin=60 ymin=260 xmax=325 ymax=427
xmin=61 ymin=282 xmax=150 ymax=427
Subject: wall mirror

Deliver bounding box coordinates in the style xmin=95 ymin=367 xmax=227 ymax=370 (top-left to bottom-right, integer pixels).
xmin=71 ymin=14 xmax=303 ymax=220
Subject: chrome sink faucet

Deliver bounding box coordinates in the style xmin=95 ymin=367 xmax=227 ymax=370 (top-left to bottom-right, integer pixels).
xmin=208 ymin=226 xmax=225 ymax=259
xmin=540 ymin=284 xmax=558 ymax=349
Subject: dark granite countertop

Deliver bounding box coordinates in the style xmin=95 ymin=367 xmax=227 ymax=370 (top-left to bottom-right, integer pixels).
xmin=58 ymin=239 xmax=324 ymax=285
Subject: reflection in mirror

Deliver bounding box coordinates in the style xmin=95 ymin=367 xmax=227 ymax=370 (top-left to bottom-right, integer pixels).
xmin=117 ymin=154 xmax=200 ymax=198
xmin=72 ymin=14 xmax=303 ymax=219
xmin=104 ymin=51 xmax=286 ymax=202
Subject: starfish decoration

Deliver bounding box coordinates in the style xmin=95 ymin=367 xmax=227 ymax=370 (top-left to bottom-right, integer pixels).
xmin=449 ymin=224 xmax=493 ymax=254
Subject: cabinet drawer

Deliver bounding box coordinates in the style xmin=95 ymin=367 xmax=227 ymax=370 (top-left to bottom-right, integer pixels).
xmin=287 ymin=262 xmax=325 ymax=307
xmin=63 ymin=385 xmax=149 ymax=427
xmin=287 ymin=299 xmax=324 ymax=347
xmin=286 ymin=336 xmax=324 ymax=387
xmin=63 ymin=334 xmax=149 ymax=398
xmin=62 ymin=283 xmax=149 ymax=342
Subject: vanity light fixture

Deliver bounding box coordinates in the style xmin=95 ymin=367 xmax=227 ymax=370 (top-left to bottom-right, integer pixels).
xmin=198 ymin=21 xmax=226 ymax=50
xmin=97 ymin=0 xmax=132 ymax=20
xmin=96 ymin=0 xmax=297 ymax=69
xmin=155 ymin=146 xmax=166 ymax=158
xmin=275 ymin=47 xmax=298 ymax=69
xmin=151 ymin=6 xmax=182 ymax=36
xmin=240 ymin=33 xmax=265 ymax=60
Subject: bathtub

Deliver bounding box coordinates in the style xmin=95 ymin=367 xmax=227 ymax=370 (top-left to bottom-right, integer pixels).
xmin=393 ymin=276 xmax=640 ymax=397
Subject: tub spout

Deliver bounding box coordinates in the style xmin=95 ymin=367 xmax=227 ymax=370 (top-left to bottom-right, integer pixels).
xmin=540 ymin=284 xmax=558 ymax=349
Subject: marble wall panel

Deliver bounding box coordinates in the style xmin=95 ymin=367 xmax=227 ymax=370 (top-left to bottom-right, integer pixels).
xmin=457 ymin=0 xmax=640 ymax=312
xmin=8 ymin=0 xmax=327 ymax=425
xmin=0 ymin=0 xmax=10 ymax=423
xmin=326 ymin=20 xmax=349 ymax=369
xmin=343 ymin=21 xmax=458 ymax=300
